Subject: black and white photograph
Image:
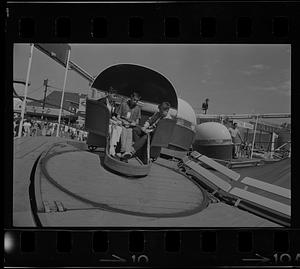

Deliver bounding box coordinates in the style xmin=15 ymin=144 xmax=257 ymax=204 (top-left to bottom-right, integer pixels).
xmin=13 ymin=43 xmax=291 ymax=227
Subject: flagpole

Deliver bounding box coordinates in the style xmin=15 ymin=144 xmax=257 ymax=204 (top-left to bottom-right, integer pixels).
xmin=18 ymin=44 xmax=34 ymax=138
xmin=250 ymin=114 xmax=259 ymax=159
xmin=56 ymin=49 xmax=71 ymax=137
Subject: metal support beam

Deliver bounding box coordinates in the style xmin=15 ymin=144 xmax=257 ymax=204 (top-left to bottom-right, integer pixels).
xmin=250 ymin=115 xmax=259 ymax=159
xmin=196 ymin=113 xmax=291 ymax=120
xmin=69 ymin=60 xmax=94 ymax=83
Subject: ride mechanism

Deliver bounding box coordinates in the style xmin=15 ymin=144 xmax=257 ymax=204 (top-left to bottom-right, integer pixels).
xmin=196 ymin=113 xmax=290 ymax=160
xmin=18 ymin=44 xmax=291 ymax=226
xmin=178 ymin=151 xmax=290 ymax=226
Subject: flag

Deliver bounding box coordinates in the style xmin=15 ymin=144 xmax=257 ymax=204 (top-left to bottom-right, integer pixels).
xmin=34 ymin=43 xmax=71 ymax=67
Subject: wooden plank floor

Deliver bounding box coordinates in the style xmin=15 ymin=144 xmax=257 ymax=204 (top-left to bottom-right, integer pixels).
xmin=13 ymin=136 xmax=65 ymax=226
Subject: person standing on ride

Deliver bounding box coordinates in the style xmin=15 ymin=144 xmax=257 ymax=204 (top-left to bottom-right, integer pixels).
xmin=130 ymin=102 xmax=171 ymax=161
xmin=116 ymin=92 xmax=141 ymax=159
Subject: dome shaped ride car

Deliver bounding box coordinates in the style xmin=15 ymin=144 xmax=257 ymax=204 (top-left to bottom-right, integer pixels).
xmin=193 ymin=122 xmax=233 ymax=160
xmin=168 ymin=98 xmax=197 ymax=151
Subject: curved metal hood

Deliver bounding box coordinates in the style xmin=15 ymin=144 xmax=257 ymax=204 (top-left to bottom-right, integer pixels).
xmin=91 ymin=64 xmax=178 ymax=110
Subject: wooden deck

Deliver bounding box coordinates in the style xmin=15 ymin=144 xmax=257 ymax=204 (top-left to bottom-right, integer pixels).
xmin=13 ymin=136 xmax=65 ymax=226
xmin=13 ymin=136 xmax=282 ymax=227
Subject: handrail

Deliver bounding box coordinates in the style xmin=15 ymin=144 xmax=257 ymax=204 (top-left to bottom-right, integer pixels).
xmin=196 ymin=113 xmax=291 ymax=119
xmin=147 ymin=133 xmax=151 ymax=164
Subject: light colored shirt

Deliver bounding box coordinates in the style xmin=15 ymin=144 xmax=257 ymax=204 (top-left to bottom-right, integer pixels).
xmin=23 ymin=122 xmax=31 ymax=129
xmin=117 ymin=100 xmax=141 ymax=123
xmin=228 ymin=127 xmax=241 ymax=143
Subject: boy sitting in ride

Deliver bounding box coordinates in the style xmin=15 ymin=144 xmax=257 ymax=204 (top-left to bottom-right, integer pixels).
xmin=98 ymin=87 xmax=123 ymax=156
xmin=123 ymin=101 xmax=171 ymax=161
xmin=116 ymin=91 xmax=142 ymax=160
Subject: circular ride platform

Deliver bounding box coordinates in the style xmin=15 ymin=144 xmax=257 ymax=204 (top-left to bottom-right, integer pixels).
xmin=40 ymin=142 xmax=208 ymax=218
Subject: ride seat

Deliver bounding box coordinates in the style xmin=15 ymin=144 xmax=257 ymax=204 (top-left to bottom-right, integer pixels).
xmin=149 ymin=118 xmax=176 ymax=159
xmin=134 ymin=118 xmax=176 ymax=164
xmin=85 ymin=99 xmax=110 ymax=148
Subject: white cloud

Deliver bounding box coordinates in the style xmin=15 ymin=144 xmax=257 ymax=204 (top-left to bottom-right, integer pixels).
xmin=251 ymin=64 xmax=270 ymax=70
xmin=280 ymin=80 xmax=291 ymax=96
xmin=240 ymin=70 xmax=254 ymax=76
xmin=282 ymin=80 xmax=291 ymax=88
xmin=200 ymin=64 xmax=213 ymax=83
xmin=239 ymin=64 xmax=270 ymax=76
xmin=250 ymin=80 xmax=291 ymax=97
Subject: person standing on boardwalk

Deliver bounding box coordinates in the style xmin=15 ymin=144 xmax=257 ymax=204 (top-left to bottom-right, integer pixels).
xmin=41 ymin=122 xmax=47 ymax=136
xmin=228 ymin=122 xmax=243 ymax=159
xmin=31 ymin=121 xmax=38 ymax=136
xmin=23 ymin=120 xmax=31 ymax=137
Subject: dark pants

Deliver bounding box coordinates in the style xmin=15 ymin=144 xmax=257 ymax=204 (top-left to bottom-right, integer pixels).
xmin=232 ymin=144 xmax=235 ymax=158
xmin=132 ymin=126 xmax=148 ymax=153
xmin=133 ymin=126 xmax=162 ymax=163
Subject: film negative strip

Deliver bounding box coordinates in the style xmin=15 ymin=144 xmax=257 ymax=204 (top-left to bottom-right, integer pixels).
xmin=4 ymin=1 xmax=300 ymax=268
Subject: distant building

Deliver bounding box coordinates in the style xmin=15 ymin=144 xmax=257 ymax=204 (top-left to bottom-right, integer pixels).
xmin=13 ymin=97 xmax=23 ymax=113
xmin=25 ymin=91 xmax=87 ymax=123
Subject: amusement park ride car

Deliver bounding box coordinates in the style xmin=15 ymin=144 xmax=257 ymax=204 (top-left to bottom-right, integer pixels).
xmin=85 ymin=64 xmax=178 ymax=176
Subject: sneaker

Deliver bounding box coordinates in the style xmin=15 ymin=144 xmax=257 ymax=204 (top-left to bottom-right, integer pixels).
xmin=111 ymin=154 xmax=120 ymax=160
xmin=122 ymin=152 xmax=132 ymax=159
xmin=109 ymin=148 xmax=116 ymax=156
xmin=116 ymin=152 xmax=123 ymax=158
xmin=120 ymin=157 xmax=129 ymax=163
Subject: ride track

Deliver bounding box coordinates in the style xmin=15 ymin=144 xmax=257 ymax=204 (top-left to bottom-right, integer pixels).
xmin=29 ymin=142 xmax=210 ymax=226
xmin=178 ymin=156 xmax=290 ymax=227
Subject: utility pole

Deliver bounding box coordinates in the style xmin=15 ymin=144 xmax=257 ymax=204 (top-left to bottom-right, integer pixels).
xmin=41 ymin=79 xmax=48 ymax=120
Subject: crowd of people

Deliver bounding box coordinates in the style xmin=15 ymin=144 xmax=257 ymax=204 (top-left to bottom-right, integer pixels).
xmin=13 ymin=115 xmax=88 ymax=141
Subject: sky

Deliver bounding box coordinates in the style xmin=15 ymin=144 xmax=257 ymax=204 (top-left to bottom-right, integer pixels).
xmin=13 ymin=44 xmax=291 ymax=121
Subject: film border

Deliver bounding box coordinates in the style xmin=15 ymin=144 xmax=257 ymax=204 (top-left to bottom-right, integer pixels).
xmin=4 ymin=1 xmax=300 ymax=268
